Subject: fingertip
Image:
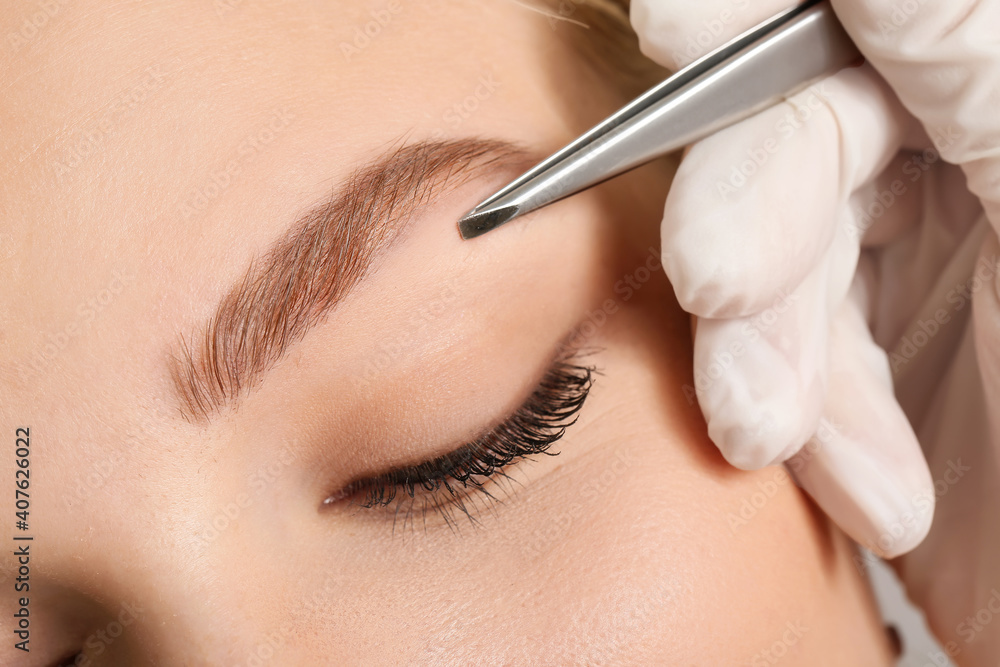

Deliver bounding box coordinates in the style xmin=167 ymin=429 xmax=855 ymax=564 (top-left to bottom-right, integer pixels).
xmin=709 ymin=411 xmax=815 ymax=471
xmin=788 ymin=423 xmax=936 ymax=560
xmin=876 ymin=500 xmax=934 ymax=559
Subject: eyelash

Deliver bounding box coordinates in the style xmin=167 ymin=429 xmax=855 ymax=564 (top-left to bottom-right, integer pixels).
xmin=327 ymin=358 xmax=595 ymax=532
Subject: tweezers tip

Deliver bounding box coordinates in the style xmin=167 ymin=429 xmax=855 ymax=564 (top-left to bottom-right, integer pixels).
xmin=458 ymin=205 xmax=521 ymax=240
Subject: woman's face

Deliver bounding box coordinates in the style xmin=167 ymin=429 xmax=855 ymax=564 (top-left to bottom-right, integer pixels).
xmin=2 ymin=1 xmax=895 ymax=664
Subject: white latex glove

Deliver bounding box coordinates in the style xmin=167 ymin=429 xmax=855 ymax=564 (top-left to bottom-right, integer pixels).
xmin=632 ymin=0 xmax=1000 ymax=662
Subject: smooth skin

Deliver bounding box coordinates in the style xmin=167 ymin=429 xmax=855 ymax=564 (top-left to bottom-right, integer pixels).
xmin=1 ymin=1 xmax=893 ymax=664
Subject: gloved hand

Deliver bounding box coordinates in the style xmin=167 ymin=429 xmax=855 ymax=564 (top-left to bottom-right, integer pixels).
xmin=631 ymin=0 xmax=1000 ymax=661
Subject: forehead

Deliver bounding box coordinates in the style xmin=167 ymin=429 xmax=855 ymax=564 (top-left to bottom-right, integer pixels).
xmin=0 ymin=0 xmax=569 ymax=386
xmin=0 ymin=0 xmax=561 ymax=241
xmin=0 ymin=0 xmax=551 ymax=229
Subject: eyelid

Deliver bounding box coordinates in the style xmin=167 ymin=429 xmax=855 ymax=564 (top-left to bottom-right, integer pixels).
xmin=322 ymin=351 xmax=596 ymax=530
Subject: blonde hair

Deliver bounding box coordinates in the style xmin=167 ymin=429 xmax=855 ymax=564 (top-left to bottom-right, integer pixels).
xmin=538 ymin=0 xmax=667 ymax=98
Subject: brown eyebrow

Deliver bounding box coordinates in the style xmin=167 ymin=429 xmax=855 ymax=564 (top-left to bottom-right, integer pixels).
xmin=170 ymin=137 xmax=534 ymax=424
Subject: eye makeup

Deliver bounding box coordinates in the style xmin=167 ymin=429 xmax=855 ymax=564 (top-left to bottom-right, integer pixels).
xmin=323 ymin=355 xmax=595 ymax=532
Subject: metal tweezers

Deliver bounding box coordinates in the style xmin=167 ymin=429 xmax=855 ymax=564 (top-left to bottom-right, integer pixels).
xmin=458 ymin=0 xmax=861 ymax=239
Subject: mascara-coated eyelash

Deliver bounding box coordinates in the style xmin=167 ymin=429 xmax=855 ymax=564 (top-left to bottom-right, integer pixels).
xmin=327 ymin=359 xmax=595 ymax=531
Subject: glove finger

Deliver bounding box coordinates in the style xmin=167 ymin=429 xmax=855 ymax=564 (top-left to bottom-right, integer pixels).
xmin=662 ymin=64 xmax=911 ymax=319
xmin=787 ymin=272 xmax=935 ymax=558
xmin=832 ymin=0 xmax=1000 ymax=235
xmin=692 ymin=223 xmax=858 ymax=469
xmin=630 ymin=0 xmax=795 ymax=69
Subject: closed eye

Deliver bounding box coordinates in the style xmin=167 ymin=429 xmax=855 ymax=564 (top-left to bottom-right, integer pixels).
xmin=322 ymin=354 xmax=596 ymax=534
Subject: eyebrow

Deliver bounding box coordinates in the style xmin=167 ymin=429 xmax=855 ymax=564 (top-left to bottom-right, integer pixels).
xmin=170 ymin=137 xmax=534 ymax=424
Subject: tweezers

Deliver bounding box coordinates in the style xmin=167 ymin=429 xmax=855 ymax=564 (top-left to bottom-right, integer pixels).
xmin=458 ymin=0 xmax=861 ymax=239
